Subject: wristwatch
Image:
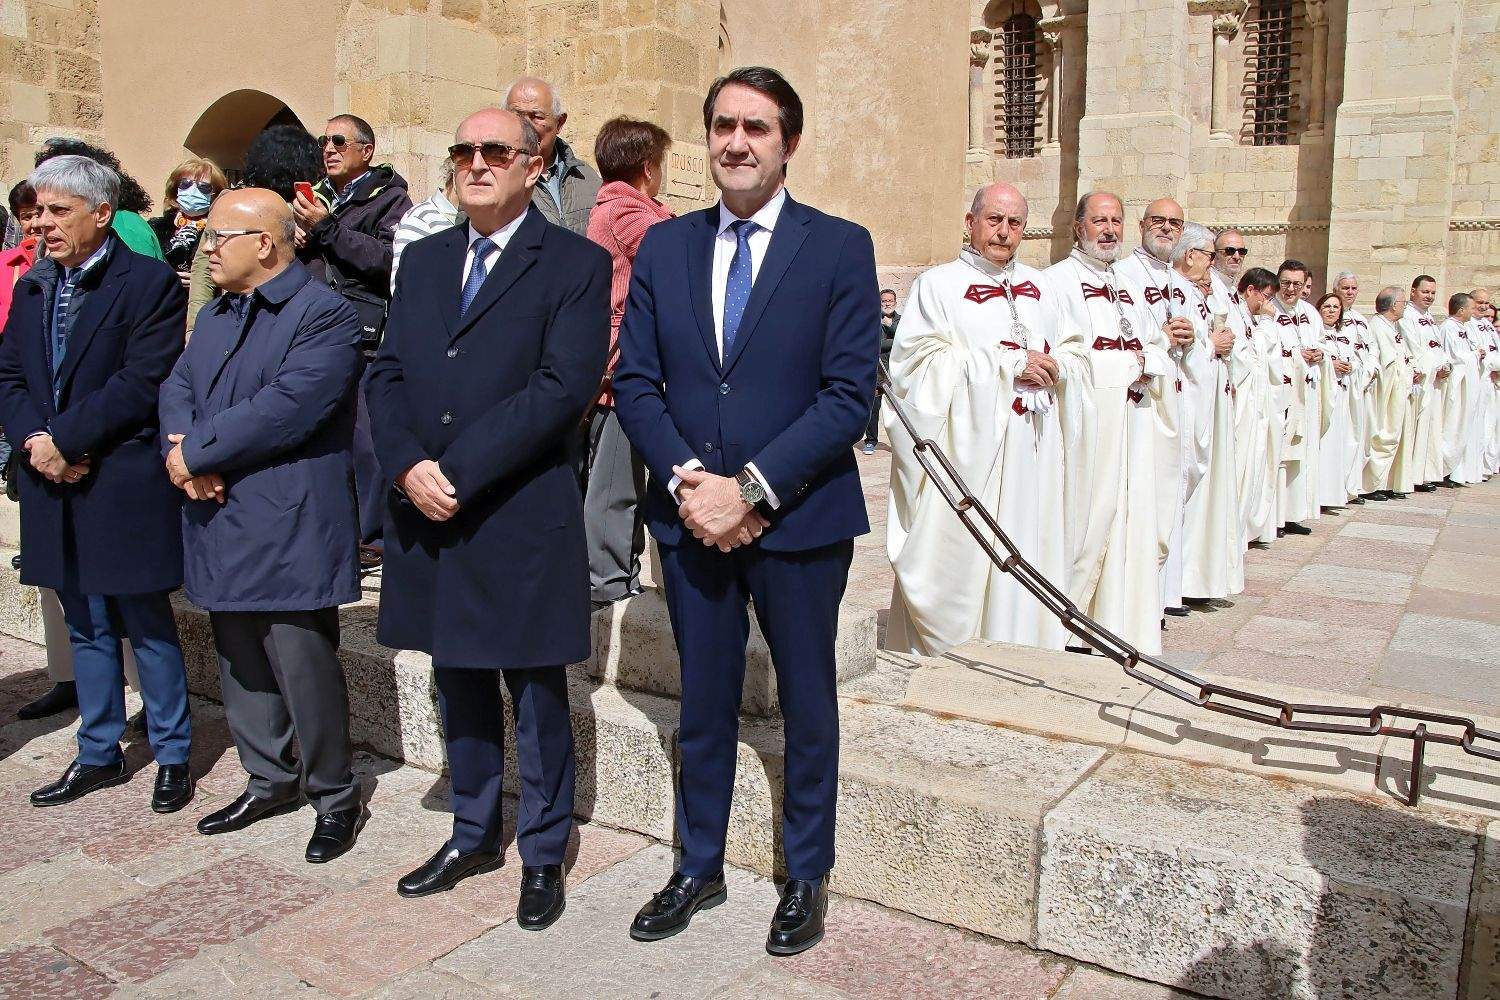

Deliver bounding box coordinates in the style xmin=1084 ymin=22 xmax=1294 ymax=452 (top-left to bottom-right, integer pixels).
xmin=734 ymin=468 xmax=766 ymax=506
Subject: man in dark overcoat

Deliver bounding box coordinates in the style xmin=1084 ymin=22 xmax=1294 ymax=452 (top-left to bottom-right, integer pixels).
xmin=158 ymin=189 xmax=367 ymax=863
xmin=0 ymin=155 xmax=193 ymax=812
xmin=366 ymin=107 xmax=609 ymax=928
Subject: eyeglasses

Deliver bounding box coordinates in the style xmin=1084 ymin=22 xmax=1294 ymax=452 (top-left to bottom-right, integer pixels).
xmin=202 ymin=229 xmax=265 ymax=251
xmin=1279 ymin=278 xmax=1306 ymax=289
xmin=177 ymin=179 xmax=214 ymax=195
xmin=1145 ymin=215 xmax=1185 ymax=231
xmin=448 ymin=141 xmax=535 ymax=169
xmin=318 ymin=134 xmax=370 ymax=150
xmin=1217 ymin=247 xmax=1248 ymax=258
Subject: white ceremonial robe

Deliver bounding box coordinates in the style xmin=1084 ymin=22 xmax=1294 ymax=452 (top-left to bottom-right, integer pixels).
xmin=1316 ymin=322 xmax=1355 ymax=507
xmin=1046 ymin=250 xmax=1174 ymax=655
xmin=1440 ymin=317 xmax=1483 ymax=484
xmin=1477 ymin=319 xmax=1500 ymax=474
xmin=1116 ymin=248 xmax=1187 ymax=610
xmin=1363 ymin=314 xmax=1412 ymax=494
xmin=1250 ymin=311 xmax=1288 ymax=542
xmin=1211 ymin=271 xmax=1274 ymax=547
xmin=1273 ymin=297 xmax=1323 ymax=522
xmin=1181 ymin=283 xmax=1242 ymax=600
xmin=1342 ymin=311 xmax=1377 ymax=497
xmin=885 ymin=252 xmax=1087 ymax=656
xmin=1403 ymin=305 xmax=1445 ymax=485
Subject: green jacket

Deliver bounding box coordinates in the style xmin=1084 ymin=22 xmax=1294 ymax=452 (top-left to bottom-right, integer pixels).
xmin=531 ymin=137 xmax=601 ymax=236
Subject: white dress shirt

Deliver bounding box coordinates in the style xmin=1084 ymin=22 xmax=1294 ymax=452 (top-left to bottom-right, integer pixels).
xmin=670 ymin=187 xmax=790 ymax=508
xmin=460 ymin=208 xmax=530 ymax=292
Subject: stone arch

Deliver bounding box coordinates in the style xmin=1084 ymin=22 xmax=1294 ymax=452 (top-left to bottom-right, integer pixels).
xmin=183 ymin=90 xmax=307 ymax=181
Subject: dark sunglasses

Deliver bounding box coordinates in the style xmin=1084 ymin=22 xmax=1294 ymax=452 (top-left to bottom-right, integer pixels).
xmin=1217 ymin=247 xmax=1249 ymax=257
xmin=447 ymin=141 xmax=534 ymax=168
xmin=176 ymin=179 xmax=214 ymax=195
xmin=318 ymin=134 xmax=370 ymax=150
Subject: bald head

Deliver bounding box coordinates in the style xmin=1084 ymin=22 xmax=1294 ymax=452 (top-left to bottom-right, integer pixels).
xmin=1471 ymin=287 xmax=1493 ymax=320
xmin=1140 ymin=197 xmax=1185 ymax=261
xmin=204 ymin=188 xmax=295 ymax=293
xmin=966 ymin=182 xmax=1028 ymax=267
xmin=505 ymin=76 xmax=566 ymax=163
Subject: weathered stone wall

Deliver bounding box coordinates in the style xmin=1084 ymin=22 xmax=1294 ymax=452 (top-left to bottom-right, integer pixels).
xmin=0 ymin=0 xmax=104 ymax=187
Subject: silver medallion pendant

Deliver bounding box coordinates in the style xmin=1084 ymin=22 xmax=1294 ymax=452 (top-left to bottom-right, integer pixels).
xmin=1011 ymin=322 xmax=1031 ymax=345
xmin=1118 ymin=315 xmax=1133 ymax=337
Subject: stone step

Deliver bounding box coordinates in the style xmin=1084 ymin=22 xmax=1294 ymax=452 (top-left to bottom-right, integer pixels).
xmin=0 ymin=496 xmax=17 ymax=551
xmin=0 ymin=552 xmax=1490 ymax=999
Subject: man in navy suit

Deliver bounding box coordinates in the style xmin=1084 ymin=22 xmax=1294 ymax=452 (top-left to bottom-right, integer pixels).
xmin=0 ymin=155 xmax=194 ymax=813
xmin=366 ymin=107 xmax=609 ymax=928
xmin=614 ymin=66 xmax=880 ymax=955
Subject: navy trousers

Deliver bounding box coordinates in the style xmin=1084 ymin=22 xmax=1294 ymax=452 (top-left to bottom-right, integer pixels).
xmin=656 ymin=538 xmax=853 ymax=881
xmin=353 ymin=369 xmax=383 ymax=548
xmin=56 ymin=590 xmax=191 ymax=767
xmin=433 ymin=666 xmax=575 ymax=864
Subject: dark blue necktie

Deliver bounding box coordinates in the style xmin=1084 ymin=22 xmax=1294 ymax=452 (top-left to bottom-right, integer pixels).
xmin=721 ymin=219 xmax=757 ymax=358
xmin=461 ymin=239 xmax=498 ymax=317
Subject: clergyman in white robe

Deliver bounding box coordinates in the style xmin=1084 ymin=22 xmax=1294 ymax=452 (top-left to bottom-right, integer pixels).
xmin=885 ymin=248 xmax=1086 ymax=655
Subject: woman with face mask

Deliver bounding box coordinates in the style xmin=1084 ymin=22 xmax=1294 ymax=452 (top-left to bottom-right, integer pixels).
xmin=149 ymin=157 xmax=227 ymax=284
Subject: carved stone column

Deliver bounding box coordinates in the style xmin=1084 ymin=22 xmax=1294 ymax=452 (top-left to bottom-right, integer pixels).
xmin=1210 ymin=9 xmax=1243 ymax=141
xmin=1304 ymin=0 xmax=1328 ymax=135
xmin=1041 ymin=28 xmax=1062 ymax=148
xmin=968 ymin=27 xmax=994 ymax=157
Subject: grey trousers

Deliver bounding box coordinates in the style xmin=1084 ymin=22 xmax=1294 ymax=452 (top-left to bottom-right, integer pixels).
xmin=583 ymin=406 xmax=647 ymax=603
xmin=210 ymin=608 xmax=361 ymax=814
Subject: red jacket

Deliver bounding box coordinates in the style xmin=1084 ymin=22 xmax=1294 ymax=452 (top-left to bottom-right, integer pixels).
xmin=586 ymin=182 xmax=674 ymax=408
xmin=0 ymin=238 xmax=38 ymax=332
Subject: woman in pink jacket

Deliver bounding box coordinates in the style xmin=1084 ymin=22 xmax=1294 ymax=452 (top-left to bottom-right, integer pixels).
xmin=583 ymin=117 xmax=675 ymax=610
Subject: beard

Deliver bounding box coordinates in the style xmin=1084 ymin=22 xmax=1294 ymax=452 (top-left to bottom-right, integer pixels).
xmin=1078 ymin=236 xmax=1126 ymax=264
xmin=1143 ymin=234 xmax=1176 ymax=262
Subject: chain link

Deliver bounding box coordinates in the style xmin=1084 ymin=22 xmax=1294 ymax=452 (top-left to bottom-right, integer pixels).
xmin=876 ymin=365 xmax=1500 ymax=806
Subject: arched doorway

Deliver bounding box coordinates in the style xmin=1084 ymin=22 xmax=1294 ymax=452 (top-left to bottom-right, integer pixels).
xmin=184 ymin=90 xmax=305 ymax=182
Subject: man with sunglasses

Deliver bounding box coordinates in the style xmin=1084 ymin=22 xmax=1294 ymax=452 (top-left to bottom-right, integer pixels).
xmin=1209 ymin=230 xmax=1274 ymax=544
xmin=367 ymin=108 xmax=609 ymax=926
xmin=293 ymin=114 xmax=413 ymax=570
xmin=1271 ymin=260 xmax=1325 ymax=531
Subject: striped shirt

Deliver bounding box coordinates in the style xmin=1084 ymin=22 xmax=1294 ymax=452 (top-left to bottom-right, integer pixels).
xmin=390 ymin=191 xmax=460 ymax=294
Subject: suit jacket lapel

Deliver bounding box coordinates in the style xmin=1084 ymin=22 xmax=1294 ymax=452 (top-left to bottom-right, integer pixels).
xmin=433 ymin=227 xmax=465 ymax=337
xmin=56 ymin=247 xmax=129 ymax=396
xmin=685 ymin=209 xmax=721 ymax=371
xmin=450 ymin=209 xmax=544 ymax=343
xmin=720 ymin=195 xmax=810 ymax=375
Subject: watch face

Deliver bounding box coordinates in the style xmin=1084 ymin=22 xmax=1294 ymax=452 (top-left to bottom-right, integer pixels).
xmin=740 ymin=478 xmax=765 ymax=504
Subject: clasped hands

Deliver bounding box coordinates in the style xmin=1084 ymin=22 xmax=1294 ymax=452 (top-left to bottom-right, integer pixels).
xmin=1436 ymin=363 xmax=1452 ymax=381
xmin=673 ymin=465 xmax=768 ymax=553
xmin=24 ymin=433 xmax=89 ymax=485
xmin=1301 ymin=347 xmax=1324 ymax=365
xmin=1016 ymin=349 xmax=1058 ymax=389
xmin=1210 ymin=326 xmax=1234 ymax=358
xmin=398 ymin=459 xmax=459 ymax=522
xmin=165 ymin=434 xmax=226 ymax=503
xmin=1332 ymin=358 xmax=1353 ymax=377
xmin=1163 ymin=317 xmax=1194 ymax=350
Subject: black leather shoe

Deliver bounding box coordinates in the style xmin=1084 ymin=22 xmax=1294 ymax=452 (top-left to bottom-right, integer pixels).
xmin=1414 ymin=484 xmax=1434 ymax=492
xmin=31 ymin=759 xmax=128 ymax=806
xmin=397 ymin=842 xmax=501 ymax=897
xmin=1284 ymin=522 xmax=1312 ymax=535
xmin=1392 ymin=490 xmax=1409 ymax=498
xmin=124 ymin=708 xmax=148 ymax=739
xmin=1164 ymin=606 xmax=1189 ymax=617
xmin=305 ymin=808 xmax=365 ymax=863
xmin=151 ymin=764 xmax=195 ymax=813
xmin=630 ymin=870 xmax=727 ymax=941
xmin=517 ymin=864 xmax=565 ymax=930
xmin=17 ymin=681 xmax=77 ymax=720
xmin=197 ymin=790 xmax=300 ymax=835
xmin=766 ymin=877 xmax=828 ymax=956
xmin=1347 ymin=496 xmax=1365 ymax=505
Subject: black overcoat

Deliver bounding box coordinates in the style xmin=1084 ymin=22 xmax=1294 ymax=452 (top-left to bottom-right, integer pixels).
xmin=366 ymin=208 xmax=610 ymax=668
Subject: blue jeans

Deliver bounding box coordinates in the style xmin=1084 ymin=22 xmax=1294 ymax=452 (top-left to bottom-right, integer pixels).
xmin=56 ymin=590 xmax=191 ymax=766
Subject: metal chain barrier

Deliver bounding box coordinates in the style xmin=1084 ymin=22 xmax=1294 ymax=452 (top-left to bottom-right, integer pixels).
xmin=875 ymin=365 xmax=1500 ymax=806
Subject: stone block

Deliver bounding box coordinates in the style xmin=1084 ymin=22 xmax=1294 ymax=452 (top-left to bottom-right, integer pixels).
xmin=576 ymin=34 xmax=623 ymax=87
xmin=723 ymin=701 xmax=1106 ymax=943
xmin=1038 ymin=753 xmax=1478 ymax=1000
xmin=587 ymin=588 xmax=874 ymax=718
xmin=0 ymin=37 xmax=49 ymax=87
xmin=52 ymin=50 xmax=99 ymax=93
xmin=1466 ymin=821 xmax=1500 ymax=1000
xmin=0 ymin=554 xmax=43 ymax=646
xmin=0 ymin=498 xmax=17 ymax=550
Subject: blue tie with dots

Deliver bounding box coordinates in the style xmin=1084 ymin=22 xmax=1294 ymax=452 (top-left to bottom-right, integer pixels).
xmin=721 ymin=219 xmax=757 ymax=358
xmin=461 ymin=239 xmax=498 ymax=317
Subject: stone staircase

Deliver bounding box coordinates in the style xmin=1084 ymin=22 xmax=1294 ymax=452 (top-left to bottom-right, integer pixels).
xmin=1 ymin=488 xmax=1496 ymax=999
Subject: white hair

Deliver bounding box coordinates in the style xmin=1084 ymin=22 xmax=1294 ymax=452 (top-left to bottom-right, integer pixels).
xmin=504 ymin=76 xmax=564 ymax=117
xmin=1170 ymin=221 xmax=1215 ymax=263
xmin=1333 ymin=271 xmax=1358 ymax=286
xmin=29 ymin=154 xmax=119 ymax=210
